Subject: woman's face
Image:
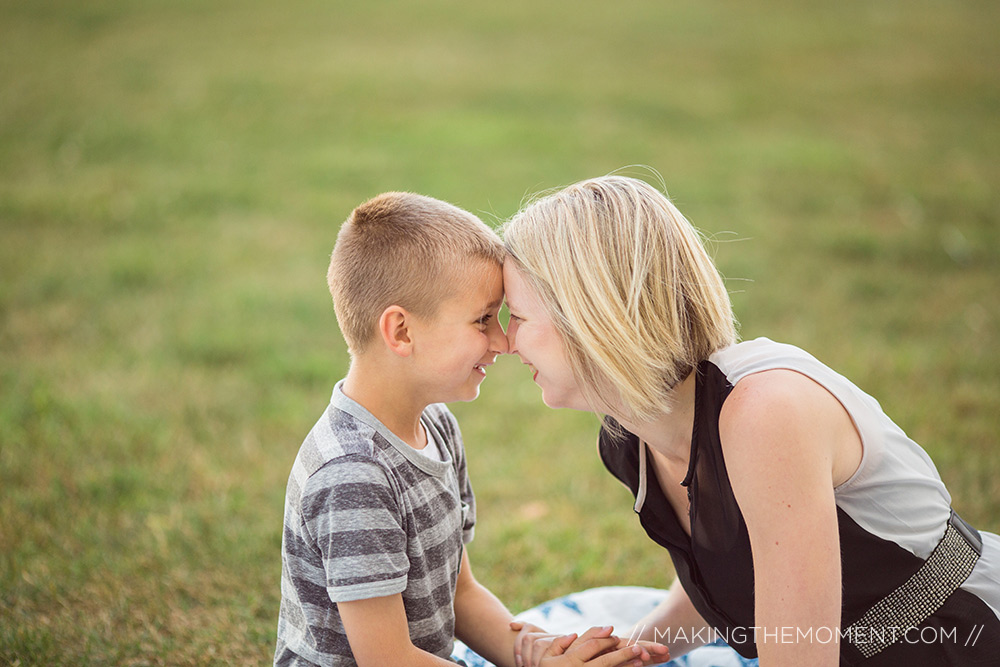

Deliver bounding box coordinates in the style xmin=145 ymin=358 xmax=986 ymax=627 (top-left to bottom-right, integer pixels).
xmin=503 ymin=262 xmax=591 ymax=412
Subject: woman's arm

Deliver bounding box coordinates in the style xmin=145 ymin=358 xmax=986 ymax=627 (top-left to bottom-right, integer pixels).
xmin=626 ymin=577 xmax=712 ymax=658
xmin=720 ymin=369 xmax=858 ymax=667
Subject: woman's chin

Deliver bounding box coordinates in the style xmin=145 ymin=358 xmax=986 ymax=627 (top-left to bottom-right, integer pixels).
xmin=540 ymin=389 xmax=588 ymax=412
xmin=539 ymin=388 xmax=563 ymax=410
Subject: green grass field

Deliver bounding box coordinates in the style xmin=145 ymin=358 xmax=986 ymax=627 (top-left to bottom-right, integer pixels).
xmin=2 ymin=0 xmax=998 ymax=663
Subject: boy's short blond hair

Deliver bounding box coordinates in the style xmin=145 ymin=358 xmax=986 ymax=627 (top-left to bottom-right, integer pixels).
xmin=328 ymin=192 xmax=505 ymax=354
xmin=502 ymin=175 xmax=737 ymax=422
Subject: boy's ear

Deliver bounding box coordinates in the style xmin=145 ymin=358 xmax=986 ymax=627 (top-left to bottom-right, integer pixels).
xmin=378 ymin=305 xmax=414 ymax=357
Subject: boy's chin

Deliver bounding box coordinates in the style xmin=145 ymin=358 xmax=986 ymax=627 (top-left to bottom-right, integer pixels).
xmin=432 ymin=383 xmax=483 ymax=405
xmin=455 ymin=385 xmax=482 ymax=403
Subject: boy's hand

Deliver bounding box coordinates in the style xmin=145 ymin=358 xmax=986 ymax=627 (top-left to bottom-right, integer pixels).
xmin=536 ymin=627 xmax=670 ymax=667
xmin=510 ymin=619 xmax=557 ymax=667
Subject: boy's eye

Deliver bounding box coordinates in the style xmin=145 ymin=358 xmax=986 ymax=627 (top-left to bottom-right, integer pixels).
xmin=477 ymin=314 xmax=493 ymax=326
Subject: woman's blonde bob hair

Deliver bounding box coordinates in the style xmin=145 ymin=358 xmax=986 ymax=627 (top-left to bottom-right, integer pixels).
xmin=501 ymin=175 xmax=737 ymax=422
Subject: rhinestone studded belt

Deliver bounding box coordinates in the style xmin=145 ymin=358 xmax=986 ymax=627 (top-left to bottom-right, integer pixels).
xmin=844 ymin=511 xmax=983 ymax=659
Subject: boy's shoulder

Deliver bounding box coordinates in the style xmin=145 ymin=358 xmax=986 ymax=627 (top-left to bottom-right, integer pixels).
xmin=285 ymin=401 xmax=397 ymax=521
xmin=294 ymin=400 xmax=383 ymax=480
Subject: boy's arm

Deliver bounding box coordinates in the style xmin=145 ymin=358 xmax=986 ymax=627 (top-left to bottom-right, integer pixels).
xmin=454 ymin=550 xmax=670 ymax=667
xmin=339 ymin=593 xmax=460 ymax=667
xmin=453 ymin=549 xmax=522 ymax=667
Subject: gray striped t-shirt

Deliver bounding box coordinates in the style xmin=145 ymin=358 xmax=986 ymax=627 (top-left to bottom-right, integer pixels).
xmin=274 ymin=381 xmax=476 ymax=666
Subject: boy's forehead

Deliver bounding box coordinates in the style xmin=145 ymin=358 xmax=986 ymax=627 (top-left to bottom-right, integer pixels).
xmin=447 ymin=260 xmax=503 ymax=302
xmin=453 ymin=259 xmax=501 ymax=284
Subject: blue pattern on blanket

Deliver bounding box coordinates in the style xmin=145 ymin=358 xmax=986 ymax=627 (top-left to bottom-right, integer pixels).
xmin=536 ymin=598 xmax=582 ymax=619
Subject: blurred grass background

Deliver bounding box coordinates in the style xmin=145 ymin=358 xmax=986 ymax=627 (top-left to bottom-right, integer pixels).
xmin=1 ymin=0 xmax=997 ymax=663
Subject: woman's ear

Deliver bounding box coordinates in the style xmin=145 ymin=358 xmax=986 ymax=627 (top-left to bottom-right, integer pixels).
xmin=378 ymin=305 xmax=413 ymax=357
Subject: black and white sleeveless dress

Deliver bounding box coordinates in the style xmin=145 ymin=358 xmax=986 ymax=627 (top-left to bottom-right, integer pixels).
xmin=600 ymin=337 xmax=1000 ymax=665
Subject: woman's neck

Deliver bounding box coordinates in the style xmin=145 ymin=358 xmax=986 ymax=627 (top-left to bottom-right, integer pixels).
xmin=609 ymin=371 xmax=697 ymax=464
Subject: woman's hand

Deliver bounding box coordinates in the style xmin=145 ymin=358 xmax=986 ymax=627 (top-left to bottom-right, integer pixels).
xmin=610 ymin=637 xmax=671 ymax=667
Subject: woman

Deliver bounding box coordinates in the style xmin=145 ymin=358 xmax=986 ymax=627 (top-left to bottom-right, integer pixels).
xmin=500 ymin=175 xmax=1000 ymax=666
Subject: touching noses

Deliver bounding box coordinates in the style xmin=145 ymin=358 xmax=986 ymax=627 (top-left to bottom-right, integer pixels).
xmin=488 ymin=317 xmax=509 ymax=355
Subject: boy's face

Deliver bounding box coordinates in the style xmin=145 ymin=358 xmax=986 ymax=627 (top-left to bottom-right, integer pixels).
xmin=410 ymin=261 xmax=507 ymax=403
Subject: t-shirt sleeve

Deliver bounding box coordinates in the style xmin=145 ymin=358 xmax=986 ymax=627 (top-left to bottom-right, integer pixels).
xmin=299 ymin=454 xmax=409 ymax=603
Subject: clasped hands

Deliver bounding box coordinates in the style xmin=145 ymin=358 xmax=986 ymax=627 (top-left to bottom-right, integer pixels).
xmin=511 ymin=621 xmax=670 ymax=667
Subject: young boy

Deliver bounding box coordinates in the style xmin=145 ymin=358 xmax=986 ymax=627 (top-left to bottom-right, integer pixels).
xmin=274 ymin=192 xmax=663 ymax=667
